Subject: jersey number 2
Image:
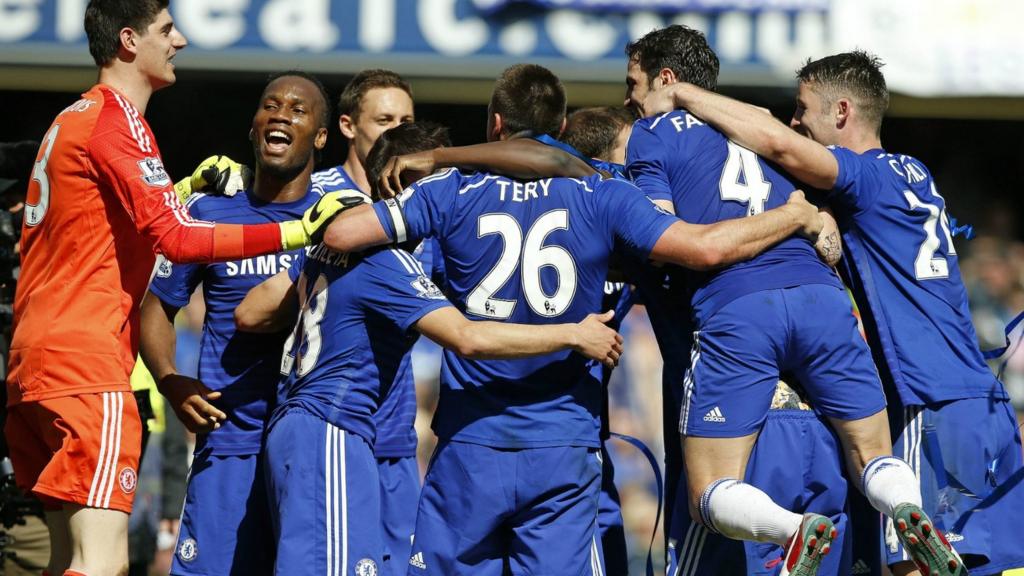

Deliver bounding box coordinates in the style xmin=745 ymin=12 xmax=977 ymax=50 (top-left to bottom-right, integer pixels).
xmin=904 ymin=185 xmax=956 ymax=280
xmin=467 ymin=210 xmax=577 ymax=319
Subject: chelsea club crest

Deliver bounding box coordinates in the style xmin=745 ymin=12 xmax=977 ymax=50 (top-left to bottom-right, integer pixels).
xmin=355 ymin=558 xmax=378 ymax=576
xmin=178 ymin=538 xmax=198 ymax=563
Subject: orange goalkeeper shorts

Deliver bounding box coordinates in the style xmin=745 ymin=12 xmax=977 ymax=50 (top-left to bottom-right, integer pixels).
xmin=5 ymin=391 xmax=141 ymax=513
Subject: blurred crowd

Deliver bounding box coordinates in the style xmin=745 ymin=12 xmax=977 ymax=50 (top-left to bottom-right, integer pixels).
xmin=963 ymin=236 xmax=1024 ymax=407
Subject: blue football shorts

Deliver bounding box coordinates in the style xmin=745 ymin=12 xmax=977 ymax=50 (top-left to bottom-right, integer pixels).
xmin=667 ymin=409 xmax=854 ymax=576
xmin=264 ymin=407 xmax=385 ymax=576
xmin=408 ymin=440 xmax=604 ymax=575
xmin=377 ymin=455 xmax=420 ymax=575
xmin=882 ymin=397 xmax=1024 ymax=575
xmin=171 ymin=449 xmax=274 ymax=575
xmin=680 ymin=284 xmax=886 ymax=438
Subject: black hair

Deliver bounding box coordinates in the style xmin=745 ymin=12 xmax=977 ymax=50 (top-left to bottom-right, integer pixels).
xmin=797 ymin=51 xmax=889 ymax=135
xmin=365 ymin=122 xmax=451 ymax=200
xmin=265 ymin=70 xmax=332 ymax=130
xmin=625 ymin=25 xmax=719 ymax=91
xmin=489 ymin=64 xmax=567 ymax=139
xmin=85 ymin=0 xmax=169 ymax=66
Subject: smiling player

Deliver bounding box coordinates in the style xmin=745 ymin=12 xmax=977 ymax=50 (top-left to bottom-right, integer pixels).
xmin=140 ymin=71 xmax=336 ymax=576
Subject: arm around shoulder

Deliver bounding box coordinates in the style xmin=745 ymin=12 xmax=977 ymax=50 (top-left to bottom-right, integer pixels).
xmin=322 ymin=203 xmax=392 ymax=253
xmin=660 ymin=83 xmax=840 ymax=191
xmin=813 ymin=207 xmax=842 ymax=266
xmin=433 ymin=139 xmax=596 ymax=180
xmin=649 ymin=190 xmax=822 ymax=270
xmin=414 ymin=307 xmax=623 ymax=368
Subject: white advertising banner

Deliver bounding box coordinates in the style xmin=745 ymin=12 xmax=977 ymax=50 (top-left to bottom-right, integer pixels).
xmin=830 ymin=0 xmax=1024 ymax=96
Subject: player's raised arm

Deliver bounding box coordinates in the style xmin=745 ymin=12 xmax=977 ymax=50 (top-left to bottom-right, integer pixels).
xmin=88 ymin=106 xmax=349 ymax=263
xmin=322 ymin=203 xmax=392 ymax=253
xmin=415 ymin=307 xmax=623 ymax=369
xmin=325 ymin=164 xmax=461 ymax=253
xmin=235 ymin=269 xmax=300 ymax=333
xmin=643 ymin=82 xmax=839 ymax=191
xmin=377 ymin=138 xmax=596 ymax=198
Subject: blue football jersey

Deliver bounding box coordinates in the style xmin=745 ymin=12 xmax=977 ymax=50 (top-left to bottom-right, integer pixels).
xmin=627 ymin=110 xmax=841 ymax=323
xmin=373 ymin=169 xmax=677 ymax=448
xmin=413 ymin=236 xmax=449 ymax=294
xmin=828 ymin=147 xmax=1005 ymax=404
xmin=532 ymin=134 xmax=628 ymax=180
xmin=149 ymin=188 xmax=320 ymax=455
xmin=311 ymin=164 xmax=356 ymax=194
xmin=312 ymin=164 xmax=421 ymax=458
xmin=598 ymin=279 xmax=635 ymax=441
xmin=275 ymin=245 xmax=451 ymax=447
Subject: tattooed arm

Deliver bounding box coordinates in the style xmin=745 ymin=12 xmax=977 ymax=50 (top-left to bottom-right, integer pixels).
xmin=814 ymin=207 xmax=842 ymax=267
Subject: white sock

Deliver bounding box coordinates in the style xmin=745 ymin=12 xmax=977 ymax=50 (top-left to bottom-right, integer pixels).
xmin=700 ymin=478 xmax=803 ymax=547
xmin=860 ymin=456 xmax=922 ymax=517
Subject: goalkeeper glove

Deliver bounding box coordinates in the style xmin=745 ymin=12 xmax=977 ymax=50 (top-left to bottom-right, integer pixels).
xmin=173 ymin=155 xmax=253 ymax=204
xmin=279 ymin=189 xmax=371 ymax=250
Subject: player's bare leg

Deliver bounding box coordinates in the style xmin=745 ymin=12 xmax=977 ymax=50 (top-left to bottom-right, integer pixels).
xmin=826 ymin=408 xmax=893 ymax=479
xmin=683 ymin=433 xmax=757 ymax=518
xmin=65 ymin=504 xmax=130 ymax=576
xmin=44 ymin=509 xmax=71 ymax=575
xmin=683 ymin=433 xmax=836 ymax=574
xmin=829 ymin=410 xmax=966 ymax=576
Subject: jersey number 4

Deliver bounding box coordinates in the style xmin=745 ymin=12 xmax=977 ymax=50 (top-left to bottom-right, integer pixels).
xmin=467 ymin=209 xmax=578 ymax=319
xmin=720 ymin=141 xmax=771 ymax=216
xmin=904 ymin=185 xmax=957 ymax=280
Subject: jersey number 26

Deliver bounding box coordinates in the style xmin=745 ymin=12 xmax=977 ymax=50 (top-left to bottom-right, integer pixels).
xmin=467 ymin=209 xmax=578 ymax=320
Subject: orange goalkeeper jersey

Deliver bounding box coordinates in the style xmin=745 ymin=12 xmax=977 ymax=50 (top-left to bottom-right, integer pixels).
xmin=7 ymin=84 xmax=283 ymax=405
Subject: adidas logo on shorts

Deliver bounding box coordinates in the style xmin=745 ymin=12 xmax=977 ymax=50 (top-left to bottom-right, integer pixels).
xmin=703 ymin=406 xmax=726 ymax=423
xmin=409 ymin=552 xmax=427 ymax=570
xmin=852 ymin=559 xmax=871 ymax=574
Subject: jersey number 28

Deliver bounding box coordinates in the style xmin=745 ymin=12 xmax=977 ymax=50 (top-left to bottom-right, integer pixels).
xmin=281 ymin=273 xmax=328 ymax=377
